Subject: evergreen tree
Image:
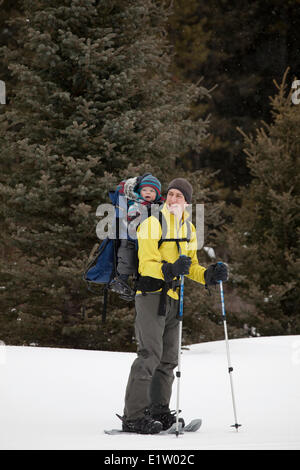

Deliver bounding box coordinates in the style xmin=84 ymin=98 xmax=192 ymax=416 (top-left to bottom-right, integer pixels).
xmin=0 ymin=0 xmax=212 ymax=349
xmin=226 ymin=70 xmax=300 ymax=336
xmin=167 ymin=0 xmax=300 ymax=193
xmin=0 ymin=0 xmax=23 ymax=82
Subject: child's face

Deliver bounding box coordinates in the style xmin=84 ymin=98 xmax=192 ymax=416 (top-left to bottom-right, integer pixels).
xmin=140 ymin=186 xmax=157 ymax=202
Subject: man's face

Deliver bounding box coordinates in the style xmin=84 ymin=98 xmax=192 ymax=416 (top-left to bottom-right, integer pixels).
xmin=166 ymin=188 xmax=187 ymax=218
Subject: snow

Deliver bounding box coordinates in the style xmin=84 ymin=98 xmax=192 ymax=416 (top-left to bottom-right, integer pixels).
xmin=0 ymin=336 xmax=300 ymax=450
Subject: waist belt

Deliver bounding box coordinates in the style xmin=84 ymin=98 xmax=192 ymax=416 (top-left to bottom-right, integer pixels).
xmin=136 ymin=276 xmax=180 ymax=316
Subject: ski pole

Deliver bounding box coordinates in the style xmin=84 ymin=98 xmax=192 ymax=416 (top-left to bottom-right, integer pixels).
xmin=175 ymin=272 xmax=184 ymax=437
xmin=219 ymin=279 xmax=241 ymax=431
xmin=175 ymin=218 xmax=188 ymax=437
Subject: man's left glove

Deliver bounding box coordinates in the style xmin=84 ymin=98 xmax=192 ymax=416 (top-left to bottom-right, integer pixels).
xmin=204 ymin=262 xmax=229 ymax=286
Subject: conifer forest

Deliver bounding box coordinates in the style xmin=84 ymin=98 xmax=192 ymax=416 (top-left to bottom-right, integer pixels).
xmin=0 ymin=0 xmax=299 ymax=351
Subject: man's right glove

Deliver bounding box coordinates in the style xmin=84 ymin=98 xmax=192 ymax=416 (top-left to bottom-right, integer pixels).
xmin=162 ymin=255 xmax=192 ymax=282
xmin=204 ymin=262 xmax=229 ymax=286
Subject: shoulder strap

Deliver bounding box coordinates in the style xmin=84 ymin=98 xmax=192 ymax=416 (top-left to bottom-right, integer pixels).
xmin=157 ymin=212 xmax=192 ymax=249
xmin=158 ymin=211 xmax=167 ymax=248
xmin=186 ymin=219 xmax=192 ymax=242
xmin=136 ymin=208 xmax=191 ymax=249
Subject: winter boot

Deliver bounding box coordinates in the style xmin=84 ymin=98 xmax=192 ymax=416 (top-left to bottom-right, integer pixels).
xmin=150 ymin=404 xmax=185 ymax=431
xmin=108 ymin=275 xmax=135 ymax=301
xmin=118 ymin=410 xmax=163 ymax=434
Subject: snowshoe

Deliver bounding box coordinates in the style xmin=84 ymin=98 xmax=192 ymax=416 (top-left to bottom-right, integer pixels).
xmin=150 ymin=404 xmax=185 ymax=431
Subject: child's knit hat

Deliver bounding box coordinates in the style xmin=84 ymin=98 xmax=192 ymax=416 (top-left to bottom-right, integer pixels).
xmin=138 ymin=174 xmax=161 ymax=200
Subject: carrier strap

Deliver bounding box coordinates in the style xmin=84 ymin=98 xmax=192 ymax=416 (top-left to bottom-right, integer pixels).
xmin=136 ymin=276 xmax=180 ymax=316
xmin=157 ymin=211 xmax=191 ymax=249
xmin=137 ymin=211 xmax=192 ymax=316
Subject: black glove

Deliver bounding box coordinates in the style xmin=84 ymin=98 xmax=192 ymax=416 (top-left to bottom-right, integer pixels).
xmin=204 ymin=262 xmax=229 ymax=286
xmin=162 ymin=255 xmax=192 ymax=282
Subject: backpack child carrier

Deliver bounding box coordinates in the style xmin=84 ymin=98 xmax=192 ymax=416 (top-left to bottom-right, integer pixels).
xmin=83 ymin=175 xmax=191 ymax=322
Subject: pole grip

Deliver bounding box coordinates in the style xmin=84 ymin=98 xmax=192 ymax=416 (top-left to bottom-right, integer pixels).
xmin=219 ymin=280 xmax=226 ymax=318
xmin=178 ymin=274 xmax=184 ymax=319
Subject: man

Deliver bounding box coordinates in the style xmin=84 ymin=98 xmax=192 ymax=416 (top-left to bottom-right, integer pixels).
xmin=119 ymin=178 xmax=228 ymax=434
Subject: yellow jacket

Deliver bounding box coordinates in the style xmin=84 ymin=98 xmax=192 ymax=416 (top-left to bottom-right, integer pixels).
xmin=136 ymin=203 xmax=206 ymax=299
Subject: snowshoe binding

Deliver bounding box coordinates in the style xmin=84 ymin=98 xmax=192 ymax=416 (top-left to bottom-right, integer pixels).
xmin=150 ymin=404 xmax=185 ymax=431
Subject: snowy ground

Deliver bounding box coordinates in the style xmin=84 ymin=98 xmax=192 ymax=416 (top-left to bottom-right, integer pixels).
xmin=0 ymin=335 xmax=300 ymax=450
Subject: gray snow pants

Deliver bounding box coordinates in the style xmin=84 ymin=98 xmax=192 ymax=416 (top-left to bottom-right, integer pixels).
xmin=123 ymin=292 xmax=179 ymax=420
xmin=117 ymin=240 xmax=136 ymax=275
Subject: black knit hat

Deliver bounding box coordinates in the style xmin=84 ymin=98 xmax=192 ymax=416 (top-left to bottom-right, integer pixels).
xmin=167 ymin=178 xmax=193 ymax=203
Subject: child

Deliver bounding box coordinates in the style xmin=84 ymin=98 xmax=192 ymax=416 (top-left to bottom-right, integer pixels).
xmin=109 ymin=174 xmax=163 ymax=299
